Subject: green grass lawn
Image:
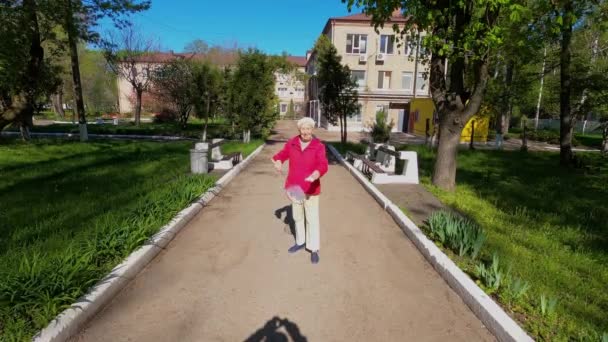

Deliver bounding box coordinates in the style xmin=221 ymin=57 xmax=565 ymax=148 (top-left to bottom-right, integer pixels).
xmin=575 ymin=134 xmax=603 ymax=149
xmin=408 ymin=146 xmax=608 ymax=340
xmin=330 ymin=142 xmax=608 ymax=340
xmin=0 ymin=138 xmax=260 ymax=340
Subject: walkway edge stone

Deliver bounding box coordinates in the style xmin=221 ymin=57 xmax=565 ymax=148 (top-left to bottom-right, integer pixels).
xmin=326 ymin=144 xmax=533 ymax=342
xmin=33 ymin=143 xmax=266 ymax=342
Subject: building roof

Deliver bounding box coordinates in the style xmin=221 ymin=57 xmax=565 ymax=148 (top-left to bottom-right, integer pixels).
xmin=322 ymin=10 xmax=407 ymax=34
xmin=286 ymin=56 xmax=307 ymax=67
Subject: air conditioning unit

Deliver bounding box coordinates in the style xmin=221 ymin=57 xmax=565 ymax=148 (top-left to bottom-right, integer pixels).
xmin=359 ymin=54 xmax=367 ymax=63
xmin=376 ymin=53 xmax=385 ymax=61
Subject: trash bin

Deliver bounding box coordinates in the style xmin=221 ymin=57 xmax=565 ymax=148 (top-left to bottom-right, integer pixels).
xmin=190 ymin=142 xmax=209 ymax=174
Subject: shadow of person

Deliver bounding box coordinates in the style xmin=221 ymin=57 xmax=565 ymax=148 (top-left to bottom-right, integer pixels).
xmin=274 ymin=205 xmax=295 ymax=237
xmin=244 ymin=316 xmax=308 ymax=342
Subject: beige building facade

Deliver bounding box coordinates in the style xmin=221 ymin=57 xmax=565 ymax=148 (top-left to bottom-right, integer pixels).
xmin=306 ymin=12 xmax=431 ymax=132
xmin=275 ymin=56 xmax=307 ymax=117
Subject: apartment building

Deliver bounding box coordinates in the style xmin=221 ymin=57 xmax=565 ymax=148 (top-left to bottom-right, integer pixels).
xmin=275 ymin=56 xmax=307 ymax=117
xmin=306 ymin=11 xmax=431 ymax=132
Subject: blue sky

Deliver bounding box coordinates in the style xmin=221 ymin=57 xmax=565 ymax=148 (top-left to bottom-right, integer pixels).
xmin=99 ymin=0 xmax=358 ymax=56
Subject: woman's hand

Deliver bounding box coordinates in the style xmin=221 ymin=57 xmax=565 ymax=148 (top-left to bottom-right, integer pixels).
xmin=304 ymin=170 xmax=320 ymax=182
xmin=272 ymin=159 xmax=282 ymax=174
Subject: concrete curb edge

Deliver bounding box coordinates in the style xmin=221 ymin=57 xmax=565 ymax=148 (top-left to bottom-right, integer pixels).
xmin=33 ymin=143 xmax=266 ymax=342
xmin=326 ymin=144 xmax=533 ymax=342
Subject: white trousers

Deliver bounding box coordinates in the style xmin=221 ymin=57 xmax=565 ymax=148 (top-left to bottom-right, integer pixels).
xmin=292 ymin=195 xmax=320 ymax=251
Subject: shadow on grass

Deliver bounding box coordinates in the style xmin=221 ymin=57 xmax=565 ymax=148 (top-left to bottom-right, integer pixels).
xmin=0 ymin=141 xmax=193 ymax=253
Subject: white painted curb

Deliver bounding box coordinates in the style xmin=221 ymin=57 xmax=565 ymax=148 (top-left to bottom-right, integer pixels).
xmin=326 ymin=144 xmax=533 ymax=342
xmin=33 ymin=143 xmax=266 ymax=342
xmin=1 ymin=131 xmax=196 ymax=141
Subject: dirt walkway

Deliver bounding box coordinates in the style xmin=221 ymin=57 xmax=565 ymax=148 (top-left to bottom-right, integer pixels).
xmin=73 ymin=121 xmax=494 ymax=341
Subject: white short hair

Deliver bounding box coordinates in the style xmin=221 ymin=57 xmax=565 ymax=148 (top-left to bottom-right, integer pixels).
xmin=297 ymin=117 xmax=315 ymax=129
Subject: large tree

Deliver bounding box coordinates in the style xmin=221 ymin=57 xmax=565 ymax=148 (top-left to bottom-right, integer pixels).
xmin=151 ymin=58 xmax=195 ymax=128
xmin=104 ymin=25 xmax=157 ymax=126
xmin=230 ymin=49 xmax=279 ymax=142
xmin=346 ymin=0 xmax=523 ymax=191
xmin=57 ymin=0 xmax=150 ymax=140
xmin=314 ymin=35 xmax=360 ymax=144
xmin=0 ymin=0 xmax=61 ymax=139
xmin=533 ymin=0 xmax=608 ymax=164
xmin=191 ymin=61 xmax=222 ymax=141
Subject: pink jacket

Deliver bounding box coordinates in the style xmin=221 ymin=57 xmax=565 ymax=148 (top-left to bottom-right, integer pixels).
xmin=272 ymin=136 xmax=329 ymax=196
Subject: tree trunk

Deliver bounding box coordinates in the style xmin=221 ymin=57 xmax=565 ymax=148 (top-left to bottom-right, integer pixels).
xmin=535 ymin=47 xmax=547 ymax=130
xmin=559 ymin=1 xmax=574 ymax=165
xmin=495 ymin=61 xmax=514 ymax=149
xmin=203 ymin=95 xmax=210 ymax=141
xmin=432 ymin=114 xmax=462 ymax=191
xmin=343 ymin=114 xmax=348 ymax=144
xmin=521 ymin=122 xmax=528 ymax=152
xmin=52 ymin=91 xmax=65 ymax=118
xmin=20 ymin=124 xmax=31 ymax=141
xmin=470 ymin=120 xmax=475 ymax=150
xmin=65 ymin=0 xmax=88 ymax=141
xmin=601 ymin=125 xmax=607 ymax=154
xmin=134 ymin=88 xmax=142 ymax=126
xmin=15 ymin=0 xmax=44 ymax=140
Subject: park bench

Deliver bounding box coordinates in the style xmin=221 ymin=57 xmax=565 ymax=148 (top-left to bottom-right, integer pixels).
xmin=346 ymin=142 xmax=419 ymax=184
xmin=209 ymin=138 xmax=242 ymax=170
xmin=346 ymin=150 xmax=386 ymax=180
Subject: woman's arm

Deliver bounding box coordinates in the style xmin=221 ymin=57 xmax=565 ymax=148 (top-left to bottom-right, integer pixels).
xmin=305 ymin=144 xmax=329 ymax=182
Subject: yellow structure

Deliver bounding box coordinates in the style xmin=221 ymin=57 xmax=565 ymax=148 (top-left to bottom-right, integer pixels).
xmin=409 ymin=98 xmax=489 ymax=143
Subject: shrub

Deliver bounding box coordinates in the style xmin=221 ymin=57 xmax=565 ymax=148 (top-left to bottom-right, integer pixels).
xmin=427 ymin=210 xmax=486 ymax=258
xmin=370 ymin=110 xmax=394 ymax=143
xmin=475 ymin=253 xmax=504 ymax=294
xmin=152 ymin=108 xmax=178 ymax=123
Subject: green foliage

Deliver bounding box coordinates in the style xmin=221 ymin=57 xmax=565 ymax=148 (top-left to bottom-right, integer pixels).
xmin=286 ymin=99 xmax=296 ymax=118
xmin=501 ymin=275 xmax=531 ymax=305
xmin=315 ymin=35 xmax=360 ymax=144
xmin=229 ymin=49 xmax=279 ymax=139
xmin=0 ymin=139 xmax=227 ymax=339
xmin=427 ymin=210 xmax=486 ymax=259
xmin=538 ymin=294 xmax=559 ymax=319
xmin=475 ymin=254 xmax=504 ymax=294
xmin=152 ymin=59 xmax=195 ymax=128
xmin=404 ymin=144 xmax=608 ymax=339
xmin=370 ymin=110 xmax=394 ymax=143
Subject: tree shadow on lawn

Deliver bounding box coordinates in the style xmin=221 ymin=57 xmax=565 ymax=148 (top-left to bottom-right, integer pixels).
xmin=0 ymin=142 xmax=194 ymax=254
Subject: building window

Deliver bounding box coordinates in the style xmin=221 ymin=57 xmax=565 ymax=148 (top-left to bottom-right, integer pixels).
xmin=416 ymin=72 xmax=428 ymax=94
xmin=402 ymin=72 xmax=413 ymax=92
xmin=377 ymin=71 xmax=392 ymax=89
xmin=280 ymin=104 xmax=287 ymax=113
xmin=351 ymin=70 xmax=366 ymax=89
xmin=277 ymin=87 xmax=288 ymax=96
xmin=346 ymin=34 xmax=367 ymax=54
xmin=379 ymin=35 xmax=395 ymax=54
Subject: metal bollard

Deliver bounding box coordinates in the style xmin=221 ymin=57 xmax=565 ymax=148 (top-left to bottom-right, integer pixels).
xmin=190 ymin=142 xmax=209 ymax=174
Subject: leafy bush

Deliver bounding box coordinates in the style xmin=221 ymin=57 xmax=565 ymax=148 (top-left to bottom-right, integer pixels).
xmin=501 ymin=275 xmax=531 ymax=305
xmin=152 ymin=108 xmax=178 ymax=123
xmin=427 ymin=210 xmax=486 ymax=258
xmin=475 ymin=253 xmax=504 ymax=294
xmin=524 ymin=129 xmax=581 ymax=146
xmin=539 ymin=294 xmax=558 ymax=319
xmin=370 ymin=110 xmax=394 ymax=143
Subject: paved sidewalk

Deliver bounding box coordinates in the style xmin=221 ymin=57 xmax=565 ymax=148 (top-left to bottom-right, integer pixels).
xmin=73 ymin=122 xmax=494 ymax=341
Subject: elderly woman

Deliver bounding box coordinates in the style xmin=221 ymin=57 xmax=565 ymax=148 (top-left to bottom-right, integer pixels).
xmin=272 ymin=117 xmax=328 ymax=264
